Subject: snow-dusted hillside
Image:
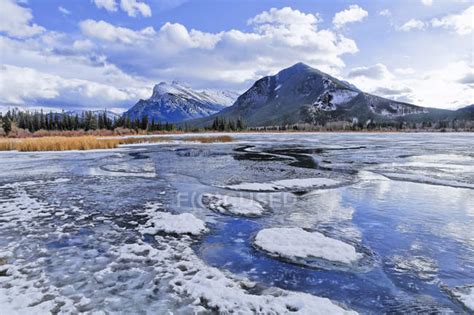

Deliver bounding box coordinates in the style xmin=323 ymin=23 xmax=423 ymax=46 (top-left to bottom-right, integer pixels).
xmin=124 ymin=81 xmax=238 ymax=123
xmin=187 ymin=63 xmax=456 ymax=127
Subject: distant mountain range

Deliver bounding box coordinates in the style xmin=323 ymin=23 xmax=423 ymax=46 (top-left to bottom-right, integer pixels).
xmin=124 ymin=81 xmax=238 ymax=123
xmin=182 ymin=63 xmax=473 ymax=127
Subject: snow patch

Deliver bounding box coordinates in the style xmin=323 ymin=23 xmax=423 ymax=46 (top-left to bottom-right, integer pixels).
xmin=140 ymin=209 xmax=207 ymax=236
xmin=254 ymin=227 xmax=362 ymax=265
xmin=202 ymin=194 xmax=265 ymax=216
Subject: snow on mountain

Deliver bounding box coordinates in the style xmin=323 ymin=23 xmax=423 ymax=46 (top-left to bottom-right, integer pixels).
xmin=187 ymin=62 xmax=457 ymax=127
xmin=124 ymin=81 xmax=238 ymax=123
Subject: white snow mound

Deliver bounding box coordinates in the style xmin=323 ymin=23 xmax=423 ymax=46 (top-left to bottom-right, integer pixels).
xmin=202 ymin=194 xmax=265 ymax=216
xmin=254 ymin=227 xmax=361 ymax=265
xmin=141 ymin=212 xmax=207 ymax=236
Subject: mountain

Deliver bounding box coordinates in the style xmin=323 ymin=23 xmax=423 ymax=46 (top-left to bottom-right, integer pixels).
xmin=124 ymin=81 xmax=238 ymax=123
xmin=186 ymin=63 xmax=460 ymax=127
xmin=456 ymin=104 xmax=474 ymax=120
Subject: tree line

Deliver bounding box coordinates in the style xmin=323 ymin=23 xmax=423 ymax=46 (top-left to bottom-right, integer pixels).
xmin=0 ymin=109 xmax=176 ymax=135
xmin=206 ymin=116 xmax=245 ymax=131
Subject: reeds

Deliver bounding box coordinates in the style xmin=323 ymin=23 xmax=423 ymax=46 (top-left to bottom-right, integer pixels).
xmin=0 ymin=135 xmax=233 ymax=152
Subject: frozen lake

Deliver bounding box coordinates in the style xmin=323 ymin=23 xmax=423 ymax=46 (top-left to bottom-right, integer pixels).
xmin=0 ymin=133 xmax=473 ymax=314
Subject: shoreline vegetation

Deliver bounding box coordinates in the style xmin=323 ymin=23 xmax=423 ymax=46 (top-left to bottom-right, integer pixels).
xmin=0 ymin=135 xmax=233 ymax=152
xmin=0 ymin=110 xmax=472 ymax=151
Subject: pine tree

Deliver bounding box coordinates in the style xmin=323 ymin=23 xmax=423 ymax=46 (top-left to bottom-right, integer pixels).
xmin=2 ymin=117 xmax=12 ymax=135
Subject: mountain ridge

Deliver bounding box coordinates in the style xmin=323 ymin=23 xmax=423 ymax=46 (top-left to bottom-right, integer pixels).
xmin=124 ymin=81 xmax=238 ymax=123
xmin=183 ymin=63 xmax=469 ymax=127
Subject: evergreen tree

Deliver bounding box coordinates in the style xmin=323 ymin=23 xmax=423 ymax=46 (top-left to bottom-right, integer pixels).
xmin=2 ymin=117 xmax=12 ymax=135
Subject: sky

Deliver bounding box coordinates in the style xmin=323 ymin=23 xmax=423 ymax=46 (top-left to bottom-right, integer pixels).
xmin=0 ymin=0 xmax=472 ymax=112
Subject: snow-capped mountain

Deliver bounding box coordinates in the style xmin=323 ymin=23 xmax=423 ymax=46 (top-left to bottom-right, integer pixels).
xmin=124 ymin=81 xmax=238 ymax=123
xmin=188 ymin=63 xmax=455 ymax=127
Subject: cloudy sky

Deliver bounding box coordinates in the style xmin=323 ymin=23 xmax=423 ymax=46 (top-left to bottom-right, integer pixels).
xmin=0 ymin=0 xmax=472 ymax=112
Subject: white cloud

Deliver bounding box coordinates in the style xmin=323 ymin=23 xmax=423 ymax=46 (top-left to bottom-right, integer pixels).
xmin=431 ymin=5 xmax=474 ymax=35
xmin=0 ymin=64 xmax=133 ymax=106
xmin=78 ymin=7 xmax=359 ymax=87
xmin=119 ymin=0 xmax=151 ymax=17
xmin=0 ymin=33 xmax=151 ymax=109
xmin=248 ymin=7 xmax=319 ymax=26
xmin=0 ymin=0 xmax=44 ymax=38
xmin=379 ymin=9 xmax=391 ymax=17
xmin=333 ymin=5 xmax=368 ymax=28
xmin=395 ymin=67 xmax=415 ymax=75
xmin=399 ymin=19 xmax=425 ymax=31
xmin=58 ymin=6 xmax=71 ymax=15
xmin=79 ymin=19 xmax=155 ymax=44
xmin=348 ymin=63 xmax=392 ymax=80
xmin=421 ymin=0 xmax=433 ymax=6
xmin=346 ymin=61 xmax=474 ymax=109
xmin=92 ymin=0 xmax=117 ymax=12
xmin=72 ymin=39 xmax=95 ymax=51
xmin=93 ymin=0 xmax=152 ymax=17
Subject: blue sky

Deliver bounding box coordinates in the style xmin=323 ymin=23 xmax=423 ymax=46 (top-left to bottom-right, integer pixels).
xmin=0 ymin=0 xmax=472 ymax=112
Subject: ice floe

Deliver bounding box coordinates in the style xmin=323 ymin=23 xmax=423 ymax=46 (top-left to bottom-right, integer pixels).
xmin=140 ymin=211 xmax=207 ymax=236
xmin=223 ymin=177 xmax=341 ymax=192
xmin=254 ymin=227 xmax=362 ymax=265
xmin=379 ymin=172 xmax=474 ymax=190
xmin=202 ymin=194 xmax=265 ymax=216
xmin=113 ymin=234 xmax=357 ymax=315
xmin=445 ymin=285 xmax=474 ymax=311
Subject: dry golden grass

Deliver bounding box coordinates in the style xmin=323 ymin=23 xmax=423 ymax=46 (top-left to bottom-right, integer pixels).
xmin=0 ymin=136 xmax=119 ymax=152
xmin=0 ymin=135 xmax=233 ymax=152
xmin=184 ymin=135 xmax=233 ymax=143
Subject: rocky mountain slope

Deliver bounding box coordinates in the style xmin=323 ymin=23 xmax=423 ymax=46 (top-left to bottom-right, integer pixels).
xmin=124 ymin=81 xmax=238 ymax=123
xmin=188 ymin=63 xmax=462 ymax=127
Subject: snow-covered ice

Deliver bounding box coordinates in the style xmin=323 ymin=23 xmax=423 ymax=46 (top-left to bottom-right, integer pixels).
xmin=254 ymin=227 xmax=362 ymax=265
xmin=140 ymin=211 xmax=207 ymax=236
xmin=202 ymin=194 xmax=266 ymax=216
xmin=223 ymin=177 xmax=341 ymax=192
xmin=445 ymin=285 xmax=474 ymax=311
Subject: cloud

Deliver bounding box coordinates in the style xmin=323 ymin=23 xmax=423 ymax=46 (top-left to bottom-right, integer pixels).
xmin=248 ymin=6 xmax=319 ymax=26
xmin=458 ymin=72 xmax=474 ymax=85
xmin=348 ymin=64 xmax=391 ymax=80
xmin=346 ymin=61 xmax=474 ymax=109
xmin=333 ymin=5 xmax=368 ymax=28
xmin=399 ymin=19 xmax=425 ymax=31
xmin=92 ymin=0 xmax=117 ymax=12
xmin=92 ymin=0 xmax=152 ymax=17
xmin=0 ymin=64 xmax=135 ymax=107
xmin=431 ymin=5 xmax=474 ymax=35
xmin=373 ymin=86 xmax=412 ymax=96
xmin=72 ymin=39 xmax=95 ymax=51
xmin=79 ymin=19 xmax=155 ymax=44
xmin=58 ymin=6 xmax=71 ymax=15
xmin=421 ymin=0 xmax=433 ymax=6
xmin=120 ymin=0 xmax=151 ymax=17
xmin=0 ymin=33 xmax=151 ymax=109
xmin=379 ymin=9 xmax=391 ymax=17
xmin=0 ymin=0 xmax=44 ymax=38
xmin=78 ymin=7 xmax=359 ymax=88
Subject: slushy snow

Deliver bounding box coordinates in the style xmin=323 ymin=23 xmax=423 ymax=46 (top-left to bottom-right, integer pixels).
xmin=202 ymin=194 xmax=265 ymax=216
xmin=140 ymin=211 xmax=207 ymax=236
xmin=223 ymin=177 xmax=341 ymax=192
xmin=254 ymin=227 xmax=361 ymax=265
